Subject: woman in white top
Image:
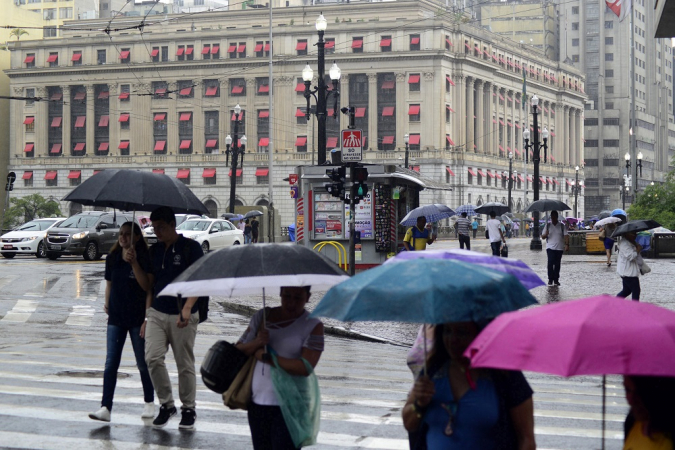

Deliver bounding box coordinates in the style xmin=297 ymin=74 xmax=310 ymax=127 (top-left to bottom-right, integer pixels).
xmin=236 ymin=286 xmax=324 ymax=449
xmin=616 ymin=231 xmax=643 ymax=301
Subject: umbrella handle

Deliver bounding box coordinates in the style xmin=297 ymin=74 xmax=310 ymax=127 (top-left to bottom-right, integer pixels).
xmin=423 ymin=323 xmax=428 ymax=377
xmin=602 ymin=375 xmax=606 ymax=450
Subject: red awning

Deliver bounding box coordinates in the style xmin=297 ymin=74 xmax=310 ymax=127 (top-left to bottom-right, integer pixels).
xmin=553 ymin=179 xmax=559 ymax=185
xmin=355 ymin=107 xmax=366 ymax=118
xmin=50 ymin=92 xmax=62 ymax=101
xmin=477 ymin=170 xmax=487 ymax=177
xmin=295 ymin=41 xmax=307 ymax=51
xmin=151 ymin=49 xmax=159 ymax=57
xmin=227 ymin=44 xmax=236 ymax=53
xmin=24 ymin=143 xmax=34 ymax=152
xmin=205 ymin=86 xmax=218 ymax=96
xmin=258 ymin=84 xmax=269 ymax=93
xmin=258 ymin=110 xmax=269 ymax=118
xmin=179 ymin=112 xmax=192 ymax=121
xmin=98 ymin=91 xmax=109 ymax=99
xmin=22 ymin=171 xmax=33 ymax=180
xmin=228 ymin=169 xmax=243 ymax=177
xmin=351 ymin=39 xmax=363 ymax=49
xmin=176 ymin=47 xmax=185 ymax=56
xmin=382 ymin=106 xmax=394 ymax=116
xmin=118 ymin=114 xmax=130 ymax=122
xmin=179 ymin=140 xmax=192 ymax=150
xmin=325 ymin=40 xmax=335 ymax=49
xmin=496 ymin=172 xmax=502 ymax=179
xmin=232 ymin=85 xmax=244 ymax=94
xmin=98 ymin=115 xmax=109 ymax=127
xmin=475 ymin=46 xmax=483 ymax=55
xmin=73 ymin=91 xmax=85 ymax=100
xmin=514 ymin=148 xmax=522 ymax=156
xmin=411 ymin=37 xmax=420 ymax=44
xmin=119 ymin=92 xmax=130 ymax=100
xmin=447 ymin=106 xmax=455 ymax=113
xmin=381 ymin=80 xmax=395 ymax=89
xmin=155 ymin=88 xmax=166 ymax=96
xmin=185 ymin=47 xmax=194 ymax=55
xmin=446 ymin=136 xmax=455 ymax=145
xmin=539 ymin=177 xmax=546 ymax=184
xmin=255 ymin=168 xmax=269 ymax=176
xmin=211 ymin=45 xmax=219 ymax=54
xmin=445 ymin=38 xmax=452 ymax=47
xmin=154 ymin=140 xmax=166 ymax=151
xmin=254 ymin=43 xmax=263 ymax=52
xmin=408 ymin=74 xmax=420 ymax=84
xmin=258 ymin=137 xmax=269 ymax=146
xmin=380 ymin=38 xmax=392 ymax=47
xmin=206 ymin=139 xmax=218 ymax=148
xmin=408 ymin=105 xmax=420 ymax=115
xmin=408 ymin=134 xmax=420 ymax=145
xmin=176 ymin=169 xmax=190 ymax=179
xmin=237 ymin=44 xmax=246 ymax=53
xmin=499 ymin=145 xmax=504 ymax=153
xmin=153 ymin=169 xmax=164 ymax=174
xmin=518 ymin=175 xmax=525 ymax=182
xmin=412 ymin=166 xmax=420 ymax=172
xmin=295 ymin=108 xmax=305 ymax=117
xmin=468 ymin=168 xmax=477 ymax=177
xmin=487 ymin=171 xmax=495 ymax=178
xmin=295 ymin=82 xmax=305 ymax=92
xmin=264 ymin=43 xmax=270 ymax=51
xmin=527 ymin=175 xmax=533 ymax=182
xmin=24 ymin=55 xmax=35 ymax=64
xmin=464 ymin=43 xmax=471 ymax=50
xmin=71 ymin=53 xmax=82 ymax=62
xmin=74 ymin=116 xmax=86 ymax=128
xmin=154 ymin=113 xmax=166 ymax=121
xmin=327 ymin=137 xmax=339 ymax=148
xmin=446 ymin=167 xmax=455 ymax=176
xmin=50 ymin=144 xmax=61 ymax=154
xmin=118 ymin=141 xmax=129 ymax=149
xmin=23 ymin=117 xmax=34 ymax=125
xmin=202 ymin=168 xmax=216 ymax=178
xmin=44 ymin=171 xmax=57 ymax=180
xmin=445 ymin=76 xmax=455 ymax=87
xmin=98 ymin=142 xmax=109 ymax=152
xmin=179 ymin=87 xmax=193 ymax=96
xmin=46 ymin=54 xmax=58 ymax=63
xmin=67 ymin=170 xmax=81 ymax=179
xmin=231 ymin=111 xmax=244 ymax=121
xmin=295 ymin=137 xmax=307 ymax=146
xmin=202 ymin=45 xmax=211 ymax=55
xmin=73 ymin=143 xmax=85 ymax=151
xmin=382 ymin=136 xmax=394 ymax=145
xmin=119 ymin=50 xmax=130 ymax=59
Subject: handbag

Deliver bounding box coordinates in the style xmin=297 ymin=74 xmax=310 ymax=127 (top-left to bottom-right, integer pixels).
xmin=637 ymin=255 xmax=651 ymax=275
xmin=598 ymin=228 xmax=606 ymax=240
xmin=201 ymin=340 xmax=248 ymax=394
xmin=222 ymin=355 xmax=256 ymax=410
xmin=500 ymin=244 xmax=509 ymax=258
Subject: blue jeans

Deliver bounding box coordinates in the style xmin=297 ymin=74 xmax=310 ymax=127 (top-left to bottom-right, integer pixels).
xmin=490 ymin=242 xmax=501 ymax=256
xmin=617 ymin=276 xmax=641 ymax=301
xmin=102 ymin=324 xmax=154 ymax=410
xmin=546 ymin=249 xmax=564 ymax=283
xmin=245 ymin=234 xmax=252 ymax=244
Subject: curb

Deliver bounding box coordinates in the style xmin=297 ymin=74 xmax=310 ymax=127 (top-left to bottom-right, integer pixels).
xmin=219 ymin=301 xmax=410 ymax=347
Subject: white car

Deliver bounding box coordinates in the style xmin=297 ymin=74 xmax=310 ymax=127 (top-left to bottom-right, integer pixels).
xmin=177 ymin=219 xmax=244 ymax=253
xmin=143 ymin=214 xmax=202 ymax=246
xmin=1 ymin=218 xmax=67 ymax=259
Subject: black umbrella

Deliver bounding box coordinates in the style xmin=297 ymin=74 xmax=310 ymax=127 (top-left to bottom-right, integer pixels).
xmin=243 ymin=210 xmax=264 ymax=219
xmin=610 ymin=220 xmax=661 ymax=238
xmin=475 ymin=202 xmax=510 ymax=216
xmin=597 ymin=210 xmax=613 ymax=220
xmin=524 ymin=199 xmax=571 ymax=213
xmin=63 ymin=169 xmax=209 ymax=215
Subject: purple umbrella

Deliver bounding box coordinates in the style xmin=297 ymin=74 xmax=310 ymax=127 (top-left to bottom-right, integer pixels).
xmin=384 ymin=249 xmax=545 ymax=290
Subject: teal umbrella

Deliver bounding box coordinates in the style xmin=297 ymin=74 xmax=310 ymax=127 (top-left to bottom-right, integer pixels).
xmin=311 ymin=259 xmax=538 ymax=324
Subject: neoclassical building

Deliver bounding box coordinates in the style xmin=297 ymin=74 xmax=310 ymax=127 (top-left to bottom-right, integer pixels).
xmin=5 ymin=0 xmax=586 ymax=225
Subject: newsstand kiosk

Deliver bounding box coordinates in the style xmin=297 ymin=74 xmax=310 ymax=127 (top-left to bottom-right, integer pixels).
xmin=292 ymin=164 xmax=447 ymax=269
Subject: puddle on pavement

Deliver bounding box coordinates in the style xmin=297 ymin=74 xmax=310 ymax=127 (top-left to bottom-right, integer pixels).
xmin=56 ymin=370 xmax=130 ymax=379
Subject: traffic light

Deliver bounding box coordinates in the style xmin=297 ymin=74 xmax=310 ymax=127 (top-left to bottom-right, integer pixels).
xmin=324 ymin=166 xmax=346 ymax=199
xmin=353 ymin=166 xmax=369 ymax=202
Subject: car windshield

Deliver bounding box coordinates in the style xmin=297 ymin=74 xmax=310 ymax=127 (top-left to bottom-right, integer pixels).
xmin=58 ymin=215 xmax=101 ymax=228
xmin=177 ymin=220 xmax=211 ymax=232
xmin=16 ymin=219 xmax=58 ymax=231
xmin=175 ymin=216 xmax=191 ymax=227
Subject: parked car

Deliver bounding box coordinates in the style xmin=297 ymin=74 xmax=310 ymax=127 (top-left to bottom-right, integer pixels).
xmin=143 ymin=214 xmax=202 ymax=246
xmin=45 ymin=211 xmax=135 ymax=260
xmin=1 ymin=218 xmax=67 ymax=259
xmin=176 ymin=218 xmax=243 ymax=252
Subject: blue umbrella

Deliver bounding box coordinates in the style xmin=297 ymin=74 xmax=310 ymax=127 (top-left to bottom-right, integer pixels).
xmin=455 ymin=204 xmax=477 ymax=216
xmin=400 ymin=204 xmax=455 ymax=226
xmin=611 ymin=209 xmax=626 ymax=217
xmin=311 ymin=259 xmax=538 ymax=324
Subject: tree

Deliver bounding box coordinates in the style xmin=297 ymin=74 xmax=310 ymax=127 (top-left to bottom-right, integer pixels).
xmin=627 ymin=172 xmax=675 ymax=231
xmin=9 ymin=29 xmax=28 ymax=41
xmin=2 ymin=194 xmax=62 ymax=229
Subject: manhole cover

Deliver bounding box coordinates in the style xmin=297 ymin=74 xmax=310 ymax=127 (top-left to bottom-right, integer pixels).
xmin=56 ymin=370 xmax=130 ymax=379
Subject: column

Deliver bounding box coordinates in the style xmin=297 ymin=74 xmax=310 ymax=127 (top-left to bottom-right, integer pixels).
xmin=245 ymin=78 xmax=256 ymax=141
xmin=367 ymin=73 xmax=378 ymax=151
xmin=108 ymin=83 xmax=119 ymax=155
xmin=132 ymin=83 xmax=151 ymax=156
xmin=455 ymin=74 xmax=466 ymax=151
xmin=35 ymin=87 xmax=48 ymax=157
xmin=193 ymin=81 xmax=205 ymax=154
xmin=573 ymin=109 xmax=580 ymax=167
xmin=475 ymin=80 xmax=484 ymax=154
xmin=168 ymin=82 xmax=179 ymax=154
xmin=61 ymin=85 xmax=71 ymax=156
xmin=509 ymin=90 xmax=516 ymax=157
xmin=340 ymin=74 xmax=350 ymax=136
xmin=220 ymin=80 xmax=229 ymax=153
xmin=466 ymin=77 xmax=474 ymax=153
xmin=486 ymin=82 xmax=493 ymax=156
xmin=423 ymin=72 xmax=436 ymax=150
xmin=563 ymin=105 xmax=570 ymax=166
xmin=86 ymin=85 xmax=95 ymax=156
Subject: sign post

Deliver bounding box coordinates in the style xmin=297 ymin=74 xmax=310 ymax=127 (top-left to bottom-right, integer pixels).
xmin=340 ymin=130 xmax=362 ymax=275
xmin=341 ymin=129 xmax=363 ymax=163
xmin=2 ymin=172 xmax=16 ymax=230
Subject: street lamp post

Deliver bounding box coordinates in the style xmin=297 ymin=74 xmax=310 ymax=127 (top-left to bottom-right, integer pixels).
xmin=573 ymin=165 xmax=580 ymax=218
xmin=226 ymin=104 xmax=247 ymax=214
xmin=620 ymin=184 xmax=630 ymax=210
xmin=522 ymin=95 xmax=548 ymax=251
xmin=302 ymin=14 xmax=341 ymax=166
xmin=404 ymin=133 xmax=410 ymax=169
xmin=507 ymin=151 xmax=513 ymax=211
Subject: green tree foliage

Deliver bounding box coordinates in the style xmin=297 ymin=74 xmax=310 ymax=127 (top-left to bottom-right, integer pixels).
xmin=2 ymin=194 xmax=62 ymax=229
xmin=9 ymin=28 xmax=28 ymax=41
xmin=627 ymin=173 xmax=675 ymax=231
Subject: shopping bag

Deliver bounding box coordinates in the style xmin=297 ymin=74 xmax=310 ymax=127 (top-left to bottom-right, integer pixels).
xmin=270 ymin=353 xmax=321 ymax=447
xmin=222 ymin=356 xmax=256 ymax=410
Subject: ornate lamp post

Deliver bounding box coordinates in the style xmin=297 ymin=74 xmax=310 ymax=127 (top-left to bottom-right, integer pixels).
xmin=573 ymin=165 xmax=581 ymax=218
xmin=226 ymin=104 xmax=247 ymax=214
xmin=404 ymin=133 xmax=410 ymax=169
xmin=507 ymin=151 xmax=513 ymax=211
xmin=522 ymin=95 xmax=548 ymax=251
xmin=302 ymin=14 xmax=341 ymax=165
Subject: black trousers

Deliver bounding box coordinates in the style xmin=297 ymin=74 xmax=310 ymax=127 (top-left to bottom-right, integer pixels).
xmin=247 ymin=402 xmax=299 ymax=450
xmin=458 ymin=234 xmax=471 ymax=250
xmin=546 ymin=249 xmax=564 ymax=282
xmin=617 ymin=276 xmax=641 ymax=301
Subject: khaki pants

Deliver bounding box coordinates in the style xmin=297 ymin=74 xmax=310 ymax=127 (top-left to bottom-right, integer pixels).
xmin=144 ymin=307 xmax=199 ymax=410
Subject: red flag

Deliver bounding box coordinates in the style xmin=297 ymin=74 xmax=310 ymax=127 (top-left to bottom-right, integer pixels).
xmin=606 ymin=0 xmax=632 ymax=22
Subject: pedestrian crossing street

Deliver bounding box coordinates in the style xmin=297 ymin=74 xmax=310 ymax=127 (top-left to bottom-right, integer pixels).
xmin=0 ymin=270 xmax=629 ymax=450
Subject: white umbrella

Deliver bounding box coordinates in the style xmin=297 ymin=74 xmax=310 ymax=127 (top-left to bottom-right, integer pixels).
xmin=593 ymin=216 xmax=622 ymax=228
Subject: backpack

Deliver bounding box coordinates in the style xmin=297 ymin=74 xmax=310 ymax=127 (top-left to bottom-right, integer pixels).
xmin=180 ymin=242 xmax=209 ymax=324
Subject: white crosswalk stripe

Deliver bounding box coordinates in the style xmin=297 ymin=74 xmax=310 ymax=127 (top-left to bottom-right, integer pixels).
xmin=1 ymin=299 xmax=38 ymax=322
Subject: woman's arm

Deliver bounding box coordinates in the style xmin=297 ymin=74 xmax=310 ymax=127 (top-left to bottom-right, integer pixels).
xmin=254 ymin=323 xmax=324 ymax=376
xmin=104 ymin=280 xmax=111 ymax=315
xmin=124 ymin=248 xmax=151 ymax=292
xmin=510 ymin=397 xmax=536 ymax=450
xmin=402 ymin=376 xmax=435 ymax=432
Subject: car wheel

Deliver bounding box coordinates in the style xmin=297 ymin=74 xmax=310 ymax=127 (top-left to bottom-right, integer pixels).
xmin=233 ymin=241 xmax=240 ymax=245
xmin=1 ymin=253 xmax=15 ymax=259
xmin=201 ymin=241 xmax=210 ymax=253
xmin=36 ymin=241 xmax=47 ymax=258
xmin=46 ymin=252 xmax=60 ymax=260
xmin=83 ymin=242 xmax=101 ymax=261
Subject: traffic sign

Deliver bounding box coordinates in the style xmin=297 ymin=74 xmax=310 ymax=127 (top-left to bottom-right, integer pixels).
xmin=289 ymin=174 xmax=298 ymax=185
xmin=341 ymin=129 xmax=363 ymax=162
xmin=6 ymin=172 xmax=16 ymax=184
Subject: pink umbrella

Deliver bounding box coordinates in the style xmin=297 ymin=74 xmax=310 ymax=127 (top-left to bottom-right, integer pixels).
xmin=464 ymin=295 xmax=675 ymax=449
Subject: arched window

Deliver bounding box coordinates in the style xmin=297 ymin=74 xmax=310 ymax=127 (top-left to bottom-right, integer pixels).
xmin=204 ymin=199 xmax=218 ymax=218
xmin=69 ymin=203 xmax=83 ymax=216
xmin=255 ymin=198 xmax=269 ymax=207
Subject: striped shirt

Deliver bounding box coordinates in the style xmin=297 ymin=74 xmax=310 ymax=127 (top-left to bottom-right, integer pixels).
xmin=455 ymin=217 xmax=471 ymax=236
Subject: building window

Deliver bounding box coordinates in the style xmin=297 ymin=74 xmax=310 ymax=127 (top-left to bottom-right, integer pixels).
xmin=120 ymin=48 xmax=130 ymax=63
xmin=255 ymin=41 xmax=270 ymax=57
xmin=59 ymin=7 xmax=72 ymax=18
xmin=572 ymin=6 xmax=579 ymax=14
xmin=572 ymin=22 xmax=579 ymax=30
xmin=256 ymin=77 xmax=269 ymax=96
xmin=572 ymin=55 xmax=579 ymax=62
xmin=211 ymin=43 xmax=220 ymax=59
xmin=325 ymin=38 xmax=335 ymax=55
xmin=24 ymin=172 xmax=33 ymax=187
xmin=380 ymin=35 xmax=392 ymax=52
xmin=97 ymin=49 xmax=106 ymax=64
xmin=204 ymin=170 xmax=216 ymax=185
xmin=410 ymin=34 xmax=420 ymax=51
xmin=606 ymin=53 xmax=614 ymax=61
xmin=119 ymin=84 xmax=130 ymax=102
xmin=296 ymin=39 xmax=308 ymax=56
xmin=25 ymin=53 xmax=35 ymax=68
xmin=47 ymin=52 xmax=58 ymax=67
xmin=119 ymin=140 xmax=130 ymax=155
xmin=605 ymin=102 xmax=614 ymax=109
xmin=45 ymin=172 xmax=58 ymax=187
xmin=153 ymin=81 xmax=169 ymax=99
xmin=177 ymin=45 xmax=185 ymax=61
xmin=161 ymin=46 xmax=169 ymax=62
xmin=119 ymin=112 xmax=130 ymax=130
xmin=178 ymin=80 xmax=194 ymax=99
xmin=69 ymin=173 xmax=81 ymax=186
xmin=605 ymin=69 xmax=614 ymax=77
xmin=230 ymin=78 xmax=246 ymax=96
xmin=24 ymin=116 xmax=35 ymax=133
xmin=572 ymin=39 xmax=579 ymax=47
xmin=408 ymin=74 xmax=420 ymax=92
xmin=151 ymin=46 xmax=159 ymax=62
xmin=44 ymin=26 xmax=57 ymax=38
xmin=71 ymin=50 xmax=82 ymax=66
xmin=43 ymin=8 xmax=56 ymax=20
xmin=204 ymin=79 xmax=220 ymax=98
xmin=605 ymin=37 xmax=614 ymax=45
xmin=204 ymin=110 xmax=219 ymax=154
xmin=352 ymin=37 xmax=364 ymax=53
xmin=296 ymin=107 xmax=307 ymax=125
xmin=296 ymin=136 xmax=307 ymax=153
xmin=408 ymin=104 xmax=420 ymax=122
xmin=24 ymin=142 xmax=35 ymax=158
xmin=186 ymin=45 xmax=194 ymax=61
xmin=256 ymin=168 xmax=269 ymax=184
xmin=605 ymin=20 xmax=613 ymax=28
xmin=25 ymin=88 xmax=35 ymax=106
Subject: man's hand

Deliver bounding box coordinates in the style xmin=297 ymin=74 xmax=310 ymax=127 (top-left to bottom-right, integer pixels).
xmin=177 ymin=306 xmax=191 ymax=328
xmin=140 ymin=321 xmax=147 ymax=338
xmin=104 ymin=303 xmax=109 ymax=315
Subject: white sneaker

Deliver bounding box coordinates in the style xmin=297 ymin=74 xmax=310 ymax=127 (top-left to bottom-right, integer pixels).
xmin=141 ymin=402 xmax=155 ymax=419
xmin=89 ymin=406 xmax=111 ymax=422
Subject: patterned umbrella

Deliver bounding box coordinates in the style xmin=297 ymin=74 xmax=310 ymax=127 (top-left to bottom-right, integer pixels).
xmin=399 ymin=204 xmax=456 ymax=226
xmin=454 ymin=204 xmax=477 ymax=216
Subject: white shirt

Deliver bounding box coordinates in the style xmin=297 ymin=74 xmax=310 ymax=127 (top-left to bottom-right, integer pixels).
xmin=486 ymin=219 xmax=503 ymax=243
xmin=543 ymin=220 xmax=568 ymax=250
xmin=617 ymin=238 xmax=640 ymax=277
